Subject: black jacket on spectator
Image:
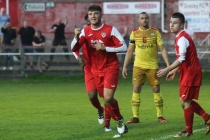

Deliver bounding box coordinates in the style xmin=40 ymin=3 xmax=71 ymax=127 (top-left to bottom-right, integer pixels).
xmin=19 ymin=26 xmax=35 ymax=45
xmin=33 ymin=35 xmax=45 ymax=52
xmin=52 ymin=23 xmax=65 ymax=40
xmin=1 ymin=27 xmax=16 ymax=45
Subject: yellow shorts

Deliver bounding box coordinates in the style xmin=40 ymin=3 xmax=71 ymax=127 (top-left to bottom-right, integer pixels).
xmin=132 ymin=66 xmax=160 ymax=85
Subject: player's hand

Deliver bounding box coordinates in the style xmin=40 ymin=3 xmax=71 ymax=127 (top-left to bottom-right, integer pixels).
xmin=156 ymin=68 xmax=169 ymax=78
xmin=94 ymin=43 xmax=105 ymax=50
xmin=74 ymin=25 xmax=81 ymax=39
xmin=78 ymin=57 xmax=87 ymax=67
xmin=166 ymin=70 xmax=176 ymax=81
xmin=122 ymin=67 xmax=128 ymax=79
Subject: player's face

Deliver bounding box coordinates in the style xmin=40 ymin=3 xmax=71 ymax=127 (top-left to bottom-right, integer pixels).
xmin=88 ymin=11 xmax=102 ymax=26
xmin=139 ymin=14 xmax=149 ymax=28
xmin=170 ymin=17 xmax=184 ymax=34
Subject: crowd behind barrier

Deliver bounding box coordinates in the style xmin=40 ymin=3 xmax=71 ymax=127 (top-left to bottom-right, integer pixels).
xmin=0 ymin=41 xmax=210 ymax=78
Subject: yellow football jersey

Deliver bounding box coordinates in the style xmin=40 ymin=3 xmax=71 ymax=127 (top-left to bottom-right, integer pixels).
xmin=130 ymin=27 xmax=164 ymax=69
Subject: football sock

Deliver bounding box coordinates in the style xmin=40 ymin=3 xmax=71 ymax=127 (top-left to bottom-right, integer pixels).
xmin=191 ymin=100 xmax=209 ymax=121
xmin=131 ymin=92 xmax=141 ymax=118
xmin=109 ymin=99 xmax=122 ymax=121
xmin=153 ymin=92 xmax=163 ymax=117
xmin=184 ymin=106 xmax=194 ymax=134
xmin=104 ymin=105 xmax=111 ymax=127
xmin=89 ymin=98 xmax=103 ymax=113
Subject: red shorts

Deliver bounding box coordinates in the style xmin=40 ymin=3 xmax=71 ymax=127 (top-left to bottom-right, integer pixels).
xmin=93 ymin=69 xmax=119 ymax=98
xmin=84 ymin=65 xmax=97 ymax=93
xmin=179 ymin=86 xmax=200 ymax=101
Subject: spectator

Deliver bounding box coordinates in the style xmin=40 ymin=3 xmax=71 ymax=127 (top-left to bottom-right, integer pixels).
xmin=32 ymin=30 xmax=48 ymax=73
xmin=0 ymin=7 xmax=10 ymax=46
xmin=19 ymin=20 xmax=35 ymax=69
xmin=1 ymin=21 xmax=16 ymax=70
xmin=48 ymin=17 xmax=70 ymax=67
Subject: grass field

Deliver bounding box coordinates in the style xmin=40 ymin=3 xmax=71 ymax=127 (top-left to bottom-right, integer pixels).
xmin=0 ymin=72 xmax=210 ymax=140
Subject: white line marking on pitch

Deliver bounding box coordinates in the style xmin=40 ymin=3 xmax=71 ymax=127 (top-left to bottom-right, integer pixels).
xmin=150 ymin=128 xmax=205 ymax=140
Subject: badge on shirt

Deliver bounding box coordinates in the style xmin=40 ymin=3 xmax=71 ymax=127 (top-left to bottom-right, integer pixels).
xmin=101 ymin=32 xmax=106 ymax=38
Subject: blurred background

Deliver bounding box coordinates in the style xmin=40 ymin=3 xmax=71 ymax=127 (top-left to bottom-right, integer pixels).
xmin=0 ymin=0 xmax=209 ymax=78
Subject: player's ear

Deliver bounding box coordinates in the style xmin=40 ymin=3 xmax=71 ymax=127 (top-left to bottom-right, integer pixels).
xmin=180 ymin=23 xmax=184 ymax=29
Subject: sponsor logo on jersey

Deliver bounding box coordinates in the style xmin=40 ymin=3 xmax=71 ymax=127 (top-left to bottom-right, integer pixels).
xmin=138 ymin=44 xmax=153 ymax=49
xmin=91 ymin=39 xmax=104 ymax=48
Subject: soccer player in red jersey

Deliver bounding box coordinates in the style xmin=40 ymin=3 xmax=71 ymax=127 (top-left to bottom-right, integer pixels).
xmin=157 ymin=12 xmax=210 ymax=137
xmin=71 ymin=5 xmax=128 ymax=138
xmin=72 ymin=14 xmax=112 ymax=132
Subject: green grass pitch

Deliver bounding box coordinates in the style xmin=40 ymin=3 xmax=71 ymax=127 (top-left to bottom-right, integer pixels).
xmin=0 ymin=72 xmax=210 ymax=140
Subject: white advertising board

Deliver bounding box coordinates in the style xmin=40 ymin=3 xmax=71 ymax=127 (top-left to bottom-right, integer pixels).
xmin=103 ymin=2 xmax=160 ymax=14
xmin=179 ymin=0 xmax=210 ymax=32
xmin=22 ymin=2 xmax=45 ymax=12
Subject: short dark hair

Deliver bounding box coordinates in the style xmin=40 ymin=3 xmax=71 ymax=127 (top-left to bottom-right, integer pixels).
xmin=84 ymin=14 xmax=88 ymax=21
xmin=84 ymin=14 xmax=90 ymax=25
xmin=88 ymin=5 xmax=102 ymax=13
xmin=36 ymin=30 xmax=42 ymax=36
xmin=139 ymin=12 xmax=149 ymax=18
xmin=171 ymin=12 xmax=185 ymax=24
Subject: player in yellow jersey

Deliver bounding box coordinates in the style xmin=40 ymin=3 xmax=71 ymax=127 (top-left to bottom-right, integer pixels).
xmin=122 ymin=12 xmax=170 ymax=124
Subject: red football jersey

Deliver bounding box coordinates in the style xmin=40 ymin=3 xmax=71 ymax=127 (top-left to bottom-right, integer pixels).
xmin=71 ymin=24 xmax=127 ymax=73
xmin=175 ymin=30 xmax=202 ymax=86
xmin=73 ymin=44 xmax=91 ymax=66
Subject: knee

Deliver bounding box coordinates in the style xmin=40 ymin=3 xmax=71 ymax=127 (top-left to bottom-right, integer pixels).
xmin=181 ymin=104 xmax=185 ymax=109
xmin=104 ymin=96 xmax=114 ymax=105
xmin=88 ymin=90 xmax=97 ymax=100
xmin=152 ymin=86 xmax=160 ymax=93
xmin=133 ymin=86 xmax=141 ymax=93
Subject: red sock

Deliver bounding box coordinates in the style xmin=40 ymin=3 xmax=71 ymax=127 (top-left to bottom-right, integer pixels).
xmin=89 ymin=98 xmax=103 ymax=112
xmin=104 ymin=105 xmax=111 ymax=127
xmin=191 ymin=100 xmax=209 ymax=121
xmin=184 ymin=106 xmax=194 ymax=134
xmin=109 ymin=99 xmax=122 ymax=121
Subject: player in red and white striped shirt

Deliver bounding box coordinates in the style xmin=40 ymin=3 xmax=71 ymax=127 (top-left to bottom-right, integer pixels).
xmin=71 ymin=5 xmax=128 ymax=138
xmin=72 ymin=14 xmax=112 ymax=132
xmin=157 ymin=12 xmax=210 ymax=137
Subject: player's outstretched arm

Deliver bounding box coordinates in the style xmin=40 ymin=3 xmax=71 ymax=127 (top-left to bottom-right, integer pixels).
xmin=157 ymin=60 xmax=181 ymax=78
